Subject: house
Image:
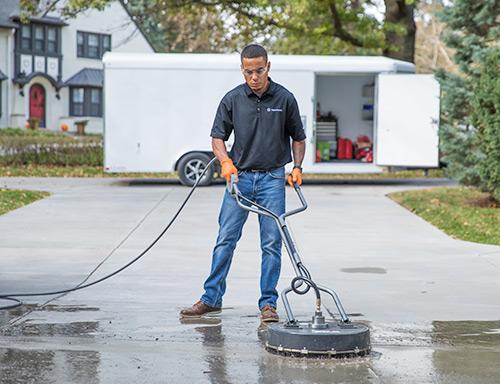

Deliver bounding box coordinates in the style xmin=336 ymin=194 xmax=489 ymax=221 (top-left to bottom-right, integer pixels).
xmin=0 ymin=0 xmax=154 ymax=133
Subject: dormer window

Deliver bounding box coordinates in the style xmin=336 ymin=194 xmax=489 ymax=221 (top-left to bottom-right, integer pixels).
xmin=47 ymin=27 xmax=57 ymax=53
xmin=21 ymin=25 xmax=31 ymax=50
xmin=34 ymin=25 xmax=45 ymax=52
xmin=17 ymin=23 xmax=60 ymax=55
xmin=77 ymin=31 xmax=111 ymax=59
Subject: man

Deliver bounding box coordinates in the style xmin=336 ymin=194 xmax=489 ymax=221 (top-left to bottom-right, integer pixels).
xmin=180 ymin=44 xmax=306 ymax=323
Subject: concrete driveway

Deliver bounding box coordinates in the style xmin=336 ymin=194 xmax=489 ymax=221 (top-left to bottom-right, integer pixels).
xmin=1 ymin=177 xmax=499 ymax=383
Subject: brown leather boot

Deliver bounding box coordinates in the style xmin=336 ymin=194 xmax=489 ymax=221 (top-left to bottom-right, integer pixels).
xmin=180 ymin=301 xmax=221 ymax=318
xmin=260 ymin=305 xmax=279 ymax=323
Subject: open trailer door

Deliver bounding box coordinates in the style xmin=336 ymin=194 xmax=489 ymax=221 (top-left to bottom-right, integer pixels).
xmin=375 ymin=74 xmax=440 ymax=167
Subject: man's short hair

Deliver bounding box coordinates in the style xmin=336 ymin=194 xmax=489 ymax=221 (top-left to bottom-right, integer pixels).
xmin=240 ymin=44 xmax=268 ymax=62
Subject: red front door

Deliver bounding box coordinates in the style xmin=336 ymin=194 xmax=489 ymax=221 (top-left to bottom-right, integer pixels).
xmin=29 ymin=84 xmax=46 ymax=128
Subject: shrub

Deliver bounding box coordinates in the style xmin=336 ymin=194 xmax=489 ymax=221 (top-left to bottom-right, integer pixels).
xmin=0 ymin=128 xmax=103 ymax=166
xmin=437 ymin=0 xmax=500 ymax=200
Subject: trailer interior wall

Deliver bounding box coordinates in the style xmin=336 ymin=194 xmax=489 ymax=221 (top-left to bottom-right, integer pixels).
xmin=312 ymin=74 xmax=380 ymax=172
xmin=316 ymin=74 xmax=375 ymax=141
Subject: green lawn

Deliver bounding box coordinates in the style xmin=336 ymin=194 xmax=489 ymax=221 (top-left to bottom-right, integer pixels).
xmin=0 ymin=165 xmax=154 ymax=178
xmin=0 ymin=189 xmax=50 ymax=216
xmin=0 ymin=164 xmax=444 ymax=179
xmin=389 ymin=187 xmax=499 ymax=245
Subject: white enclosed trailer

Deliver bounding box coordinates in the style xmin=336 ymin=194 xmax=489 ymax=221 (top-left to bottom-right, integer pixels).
xmin=103 ymin=53 xmax=440 ymax=185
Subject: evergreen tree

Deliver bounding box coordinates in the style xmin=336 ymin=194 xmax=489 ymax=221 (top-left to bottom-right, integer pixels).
xmin=436 ymin=0 xmax=499 ymax=197
xmin=123 ymin=0 xmax=166 ymax=53
xmin=471 ymin=49 xmax=500 ymax=200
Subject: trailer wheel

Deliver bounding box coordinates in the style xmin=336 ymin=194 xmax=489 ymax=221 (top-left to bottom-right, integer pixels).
xmin=177 ymin=152 xmax=214 ymax=186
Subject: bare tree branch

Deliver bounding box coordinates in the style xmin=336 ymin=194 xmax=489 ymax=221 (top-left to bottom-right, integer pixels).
xmin=190 ymin=0 xmax=287 ymax=29
xmin=327 ymin=0 xmax=364 ymax=47
xmin=41 ymin=0 xmax=63 ymax=17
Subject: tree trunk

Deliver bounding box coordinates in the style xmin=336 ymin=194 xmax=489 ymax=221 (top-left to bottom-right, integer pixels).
xmin=384 ymin=0 xmax=416 ymax=62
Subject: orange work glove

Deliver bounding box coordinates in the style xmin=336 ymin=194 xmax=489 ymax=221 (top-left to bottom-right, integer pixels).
xmin=221 ymin=158 xmax=238 ymax=182
xmin=287 ymin=166 xmax=302 ymax=187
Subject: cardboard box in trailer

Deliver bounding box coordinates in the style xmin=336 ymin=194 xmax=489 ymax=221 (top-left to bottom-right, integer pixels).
xmin=103 ymin=53 xmax=440 ymax=185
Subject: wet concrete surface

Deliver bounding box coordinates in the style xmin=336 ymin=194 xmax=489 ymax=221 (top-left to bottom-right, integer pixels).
xmin=1 ymin=177 xmax=499 ymax=383
xmin=2 ymin=304 xmax=500 ymax=383
xmin=340 ymin=267 xmax=387 ymax=274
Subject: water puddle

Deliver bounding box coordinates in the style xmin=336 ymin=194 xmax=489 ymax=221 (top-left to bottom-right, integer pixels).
xmin=0 ymin=348 xmax=100 ymax=384
xmin=1 ymin=304 xmax=100 ymax=337
xmin=432 ymin=320 xmax=500 ymax=348
xmin=372 ymin=320 xmax=500 ymax=348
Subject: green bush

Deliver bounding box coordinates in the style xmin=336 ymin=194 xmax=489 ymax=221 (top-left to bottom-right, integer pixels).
xmin=471 ymin=49 xmax=500 ymax=201
xmin=0 ymin=127 xmax=63 ymax=137
xmin=0 ymin=128 xmax=103 ymax=166
xmin=437 ymin=0 xmax=500 ymax=201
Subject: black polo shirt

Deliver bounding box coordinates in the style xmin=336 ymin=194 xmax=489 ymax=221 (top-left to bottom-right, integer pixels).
xmin=210 ymin=78 xmax=306 ymax=170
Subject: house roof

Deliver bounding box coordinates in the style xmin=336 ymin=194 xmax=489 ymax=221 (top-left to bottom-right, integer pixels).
xmin=0 ymin=70 xmax=7 ymax=81
xmin=1 ymin=1 xmax=155 ymax=52
xmin=64 ymin=68 xmax=103 ymax=87
xmin=0 ymin=0 xmax=66 ymax=28
xmin=13 ymin=71 xmax=64 ymax=89
xmin=11 ymin=15 xmax=67 ymax=26
xmin=118 ymin=0 xmax=156 ymax=52
xmin=0 ymin=0 xmax=20 ymax=28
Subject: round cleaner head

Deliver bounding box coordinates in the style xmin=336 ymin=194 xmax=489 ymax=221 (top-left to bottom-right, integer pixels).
xmin=265 ymin=320 xmax=370 ymax=358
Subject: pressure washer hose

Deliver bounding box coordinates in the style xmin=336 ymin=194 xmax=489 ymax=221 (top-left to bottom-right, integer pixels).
xmin=0 ymin=158 xmax=218 ymax=311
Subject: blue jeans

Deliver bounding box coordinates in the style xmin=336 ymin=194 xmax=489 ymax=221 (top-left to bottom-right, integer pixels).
xmin=201 ymin=166 xmax=286 ymax=310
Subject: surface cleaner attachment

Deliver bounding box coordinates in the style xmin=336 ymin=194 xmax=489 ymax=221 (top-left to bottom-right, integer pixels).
xmin=228 ymin=175 xmax=370 ymax=357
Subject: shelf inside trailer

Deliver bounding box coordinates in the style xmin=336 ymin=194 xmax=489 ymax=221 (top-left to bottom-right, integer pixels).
xmin=314 ymin=73 xmax=376 ymax=164
xmin=315 ymin=120 xmax=338 ymax=161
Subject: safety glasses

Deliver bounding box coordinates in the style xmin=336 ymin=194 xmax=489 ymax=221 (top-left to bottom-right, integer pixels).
xmin=241 ymin=66 xmax=268 ymax=77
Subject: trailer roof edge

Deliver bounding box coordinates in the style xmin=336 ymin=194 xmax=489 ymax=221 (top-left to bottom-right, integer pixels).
xmin=102 ymin=53 xmax=416 ymax=73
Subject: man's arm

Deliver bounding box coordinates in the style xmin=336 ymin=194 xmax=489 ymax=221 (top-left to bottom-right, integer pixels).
xmin=285 ymin=94 xmax=306 ymax=170
xmin=212 ymin=138 xmax=230 ymax=162
xmin=212 ymin=138 xmax=238 ymax=182
xmin=288 ymin=139 xmax=306 ymax=187
xmin=287 ymin=139 xmax=305 ymax=187
xmin=292 ymin=139 xmax=306 ymax=167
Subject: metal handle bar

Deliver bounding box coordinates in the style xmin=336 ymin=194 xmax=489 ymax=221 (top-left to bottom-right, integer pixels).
xmin=228 ymin=174 xmax=307 ymax=219
xmin=283 ymin=184 xmax=308 ymax=218
xmin=227 ymin=174 xmax=350 ymax=324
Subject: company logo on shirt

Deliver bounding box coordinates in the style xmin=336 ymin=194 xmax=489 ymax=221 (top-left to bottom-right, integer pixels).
xmin=267 ymin=107 xmax=283 ymax=112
